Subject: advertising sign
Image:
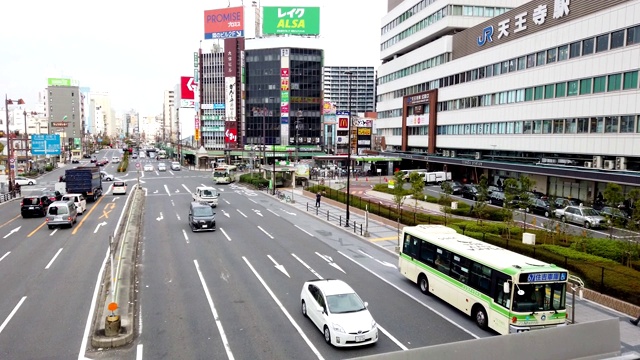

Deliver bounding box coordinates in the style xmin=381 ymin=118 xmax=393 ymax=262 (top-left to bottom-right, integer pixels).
xmin=281 ymin=68 xmax=290 ymax=77
xmin=224 ymin=38 xmax=237 ymax=77
xmin=47 ymin=78 xmax=74 ymax=87
xmin=262 ymin=7 xmax=320 ymax=35
xmin=406 ymin=115 xmax=428 ymax=126
xmin=30 ymin=134 xmax=61 ymax=155
xmin=195 ymin=129 xmax=200 ymax=141
xmin=357 ymin=128 xmax=372 ymax=136
xmin=280 ymin=79 xmax=289 ymax=91
xmin=225 ymin=128 xmax=238 ymax=143
xmin=204 ymin=7 xmax=244 ymax=39
xmin=280 ymin=104 xmax=290 ymax=113
xmin=181 ymin=76 xmax=195 ymax=100
xmin=180 ymin=100 xmax=195 ymax=108
xmin=281 ymin=91 xmax=289 ymax=103
xmin=51 ymin=122 xmax=69 ymax=127
xmin=337 ymin=111 xmax=350 ymax=130
xmin=225 ymin=77 xmax=236 ymax=121
xmin=322 ymin=101 xmax=336 ymax=115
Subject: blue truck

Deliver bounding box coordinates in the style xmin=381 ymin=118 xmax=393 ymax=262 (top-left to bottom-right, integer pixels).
xmin=65 ymin=166 xmax=103 ymax=201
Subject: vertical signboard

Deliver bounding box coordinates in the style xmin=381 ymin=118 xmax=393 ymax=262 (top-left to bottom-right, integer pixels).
xmin=181 ymin=76 xmax=195 ymax=103
xmin=224 ymin=38 xmax=237 ymax=122
xmin=204 ymin=7 xmax=245 ymax=39
xmin=280 ymin=49 xmax=290 ymax=146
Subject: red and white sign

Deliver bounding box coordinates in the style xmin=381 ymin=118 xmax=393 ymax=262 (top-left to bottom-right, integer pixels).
xmin=225 ymin=128 xmax=237 ymax=143
xmin=280 ymin=68 xmax=289 ymax=77
xmin=195 ymin=115 xmax=200 ymax=130
xmin=181 ymin=76 xmax=195 ymax=100
xmin=338 ymin=116 xmax=349 ymax=130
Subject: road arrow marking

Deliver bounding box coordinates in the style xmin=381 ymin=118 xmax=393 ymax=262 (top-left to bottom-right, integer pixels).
xmin=358 ymin=250 xmax=398 ymax=269
xmin=156 ymin=212 xmax=164 ymax=221
xmin=3 ymin=226 xmax=21 ymax=239
xmin=252 ymin=209 xmax=263 ymax=217
xmin=316 ymin=252 xmax=345 ymax=274
xmin=175 ymin=189 xmax=180 ymax=193
xmin=222 ymin=210 xmax=230 ymax=218
xmin=93 ymin=221 xmax=107 ymax=234
xmin=281 ymin=209 xmax=297 ymax=216
xmin=153 ymin=190 xmax=158 ymax=194
xmin=267 ymin=255 xmax=290 ymax=277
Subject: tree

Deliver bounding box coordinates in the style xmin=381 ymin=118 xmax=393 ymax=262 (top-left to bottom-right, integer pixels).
xmin=473 ymin=175 xmax=490 ymax=225
xmin=440 ymin=181 xmax=453 ymax=226
xmin=603 ymin=183 xmax=625 ymax=238
xmin=409 ymin=171 xmax=425 ymax=217
xmin=101 ymin=136 xmax=111 ymax=147
xmin=392 ymin=170 xmax=407 ymax=252
xmin=0 ymin=142 xmax=4 ymax=154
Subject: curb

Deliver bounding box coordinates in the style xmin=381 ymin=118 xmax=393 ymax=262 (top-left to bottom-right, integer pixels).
xmin=90 ymin=187 xmax=144 ymax=348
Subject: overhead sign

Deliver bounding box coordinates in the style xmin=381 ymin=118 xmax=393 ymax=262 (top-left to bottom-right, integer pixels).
xmin=225 ymin=128 xmax=237 ymax=143
xmin=181 ymin=76 xmax=195 ymax=100
xmin=31 ymin=134 xmax=61 ymax=155
xmin=47 ymin=78 xmax=78 ymax=86
xmin=204 ymin=7 xmax=245 ymax=39
xmin=262 ymin=7 xmax=320 ymax=35
xmin=51 ymin=122 xmax=69 ymax=127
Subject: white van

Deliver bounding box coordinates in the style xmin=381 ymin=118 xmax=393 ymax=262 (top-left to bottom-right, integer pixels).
xmin=112 ymin=181 xmax=127 ymax=195
xmin=61 ymin=193 xmax=87 ymax=214
xmin=111 ymin=156 xmax=121 ymax=164
xmin=45 ymin=200 xmax=78 ymax=229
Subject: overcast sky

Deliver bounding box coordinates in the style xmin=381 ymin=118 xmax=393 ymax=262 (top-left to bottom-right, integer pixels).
xmin=0 ymin=0 xmax=386 ymax=116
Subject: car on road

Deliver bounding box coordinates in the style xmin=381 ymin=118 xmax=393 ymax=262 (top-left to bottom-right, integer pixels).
xmin=461 ymin=184 xmax=480 ymax=200
xmin=14 ymin=176 xmax=37 ymax=186
xmin=21 ymin=195 xmax=52 ymax=218
xmin=188 ymin=202 xmax=216 ymax=232
xmin=158 ymin=163 xmax=167 ymax=171
xmin=100 ymin=171 xmax=114 ymax=181
xmin=488 ymin=191 xmax=506 ymax=207
xmin=111 ymin=156 xmax=121 ymax=163
xmin=61 ymin=193 xmax=87 ymax=215
xmin=171 ymin=161 xmax=181 ymax=171
xmin=41 ymin=190 xmax=60 ymax=202
xmin=440 ymin=181 xmax=462 ymax=195
xmin=598 ymin=206 xmax=632 ymax=227
xmin=526 ymin=198 xmax=552 ymax=217
xmin=192 ymin=186 xmax=220 ymax=207
xmin=554 ymin=205 xmax=607 ymax=229
xmin=143 ymin=164 xmax=154 ymax=172
xmin=90 ymin=156 xmax=97 ymax=163
xmin=45 ymin=200 xmax=78 ymax=229
xmin=300 ymin=279 xmax=378 ymax=347
xmin=131 ymin=153 xmax=138 ymax=159
xmin=112 ymin=181 xmax=127 ymax=195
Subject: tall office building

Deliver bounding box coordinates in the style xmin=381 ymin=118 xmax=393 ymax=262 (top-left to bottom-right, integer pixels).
xmin=162 ymin=90 xmax=175 ymax=143
xmin=377 ymin=0 xmax=640 ymax=200
xmin=323 ymin=66 xmax=376 ymax=113
xmin=89 ymin=92 xmax=113 ymax=137
xmin=200 ymin=48 xmax=226 ymax=150
xmin=46 ymin=78 xmax=83 ymax=152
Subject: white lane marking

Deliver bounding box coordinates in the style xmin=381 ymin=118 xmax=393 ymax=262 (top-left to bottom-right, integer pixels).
xmin=236 ymin=209 xmax=247 ymax=218
xmin=194 ymin=260 xmax=235 ymax=360
xmin=337 ymin=251 xmax=481 ymax=339
xmin=224 ymin=199 xmax=230 ymax=205
xmin=358 ymin=250 xmax=397 ymax=269
xmin=376 ymin=324 xmax=408 ymax=351
xmin=0 ymin=252 xmax=9 ymax=263
xmin=45 ymin=248 xmax=64 ymax=270
xmin=138 ymin=303 xmax=143 ymax=336
xmin=242 ymin=257 xmax=324 ymax=360
xmin=220 ymin=228 xmax=231 ymax=241
xmin=136 ymin=344 xmax=143 ymax=360
xmin=294 ymin=225 xmax=314 ymax=237
xmin=164 ymin=184 xmax=171 ymax=196
xmin=267 ymin=209 xmax=280 ymax=217
xmin=182 ymin=184 xmax=191 ymax=193
xmin=176 ymin=213 xmax=181 ymax=221
xmin=171 ymin=200 xmax=175 ymax=207
xmin=201 ymin=184 xmax=207 ymax=188
xmin=250 ymin=199 xmax=257 ymax=204
xmin=267 ymin=255 xmax=290 ymax=277
xmin=169 ymin=171 xmax=174 ymax=175
xmin=257 ymin=226 xmax=274 ymax=239
xmin=50 ymin=228 xmax=58 ymax=236
xmin=94 ymin=221 xmax=107 ymax=234
xmin=182 ymin=229 xmax=189 ymax=244
xmin=0 ymin=296 xmax=27 ymax=335
xmin=315 ymin=252 xmax=345 ymax=274
xmin=143 ymin=188 xmax=148 ymax=197
xmin=156 ymin=213 xmax=164 ymax=221
xmin=78 ymin=249 xmax=109 ymax=360
xmin=291 ymin=254 xmax=323 ymax=279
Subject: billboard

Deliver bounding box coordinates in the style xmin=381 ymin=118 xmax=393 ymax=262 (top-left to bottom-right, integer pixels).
xmin=225 ymin=128 xmax=237 ymax=143
xmin=181 ymin=76 xmax=195 ymax=100
xmin=224 ymin=38 xmax=237 ymax=77
xmin=48 ymin=78 xmax=79 ymax=86
xmin=225 ymin=77 xmax=236 ymax=121
xmin=263 ymin=7 xmax=320 ymax=35
xmin=337 ymin=111 xmax=350 ymax=130
xmin=204 ymin=7 xmax=244 ymax=39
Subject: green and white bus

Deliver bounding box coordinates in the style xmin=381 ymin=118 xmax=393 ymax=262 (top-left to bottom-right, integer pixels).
xmin=399 ymin=225 xmax=568 ymax=335
xmin=212 ymin=165 xmax=237 ymax=184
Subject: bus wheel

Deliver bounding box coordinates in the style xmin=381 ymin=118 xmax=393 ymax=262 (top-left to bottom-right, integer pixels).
xmin=473 ymin=305 xmax=488 ymax=330
xmin=418 ymin=274 xmax=430 ymax=295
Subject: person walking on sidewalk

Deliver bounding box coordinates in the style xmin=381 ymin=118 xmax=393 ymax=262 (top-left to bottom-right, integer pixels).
xmin=316 ymin=192 xmax=322 ymax=207
xmin=630 ymin=313 xmax=640 ymax=326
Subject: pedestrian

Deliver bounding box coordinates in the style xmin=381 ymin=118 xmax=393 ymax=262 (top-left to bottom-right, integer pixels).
xmin=316 ymin=192 xmax=322 ymax=207
xmin=14 ymin=182 xmax=21 ymax=197
xmin=630 ymin=313 xmax=640 ymax=326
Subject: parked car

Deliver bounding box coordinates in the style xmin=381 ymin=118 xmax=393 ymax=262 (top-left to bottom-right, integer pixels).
xmin=14 ymin=176 xmax=36 ymax=186
xmin=158 ymin=163 xmax=167 ymax=171
xmin=461 ymin=184 xmax=480 ymax=200
xmin=21 ymin=195 xmax=52 ymax=218
xmin=440 ymin=181 xmax=462 ymax=195
xmin=61 ymin=193 xmax=87 ymax=215
xmin=598 ymin=206 xmax=631 ymax=227
xmin=526 ymin=198 xmax=552 ymax=217
xmin=554 ymin=198 xmax=581 ymax=209
xmin=45 ymin=200 xmax=78 ymax=229
xmin=300 ymin=279 xmax=378 ymax=347
xmin=554 ymin=205 xmax=607 ymax=229
xmin=489 ymin=191 xmax=506 ymax=207
xmin=171 ymin=161 xmax=181 ymax=171
xmin=188 ymin=201 xmax=216 ymax=232
xmin=112 ymin=181 xmax=127 ymax=195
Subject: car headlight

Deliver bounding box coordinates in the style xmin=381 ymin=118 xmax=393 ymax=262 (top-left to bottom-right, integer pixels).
xmin=332 ymin=323 xmax=345 ymax=333
xmin=371 ymin=319 xmax=377 ymax=330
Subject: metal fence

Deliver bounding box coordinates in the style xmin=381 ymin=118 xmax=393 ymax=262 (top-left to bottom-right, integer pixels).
xmin=303 ymin=202 xmax=367 ymax=236
xmin=0 ymin=192 xmax=17 ymax=203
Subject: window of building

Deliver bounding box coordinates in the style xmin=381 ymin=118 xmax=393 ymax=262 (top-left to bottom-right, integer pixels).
xmin=567 ymin=80 xmax=578 ymax=96
xmin=517 ymin=56 xmax=526 ymax=70
xmin=593 ymin=76 xmax=606 ymax=93
xmin=605 ymin=116 xmax=619 ymax=133
xmin=627 ymin=25 xmax=640 ymax=46
xmin=565 ymin=118 xmax=577 ymax=133
xmin=568 ymin=42 xmax=580 ymax=59
xmin=590 ymin=117 xmax=604 ymax=133
xmin=607 ymin=74 xmax=622 ymax=91
xmin=493 ymin=63 xmax=501 ymax=76
xmin=553 ymin=119 xmax=564 ymax=133
xmin=544 ymin=84 xmax=555 ymax=99
xmin=501 ymin=61 xmax=509 ymax=74
xmin=610 ymin=30 xmax=625 ymax=49
xmin=526 ymin=54 xmax=535 ymax=68
xmin=582 ymin=38 xmax=594 ymax=55
xmin=536 ymin=51 xmax=546 ymax=66
xmin=577 ymin=118 xmax=589 ymax=133
xmin=620 ymin=115 xmax=635 ymax=133
xmin=558 ymin=45 xmax=569 ymax=61
xmin=546 ymin=48 xmax=557 ymax=64
xmin=525 ymin=87 xmax=533 ymax=101
xmin=623 ymin=71 xmax=639 ymax=89
xmin=555 ymin=82 xmax=566 ymax=97
xmin=542 ymin=120 xmax=552 ymax=134
xmin=534 ymin=86 xmax=544 ymax=100
xmin=596 ymin=34 xmax=609 ymax=52
xmin=486 ymin=64 xmax=493 ymax=77
xmin=523 ymin=121 xmax=532 ymax=134
xmin=509 ymin=59 xmax=516 ymax=72
xmin=580 ymin=78 xmax=592 ymax=95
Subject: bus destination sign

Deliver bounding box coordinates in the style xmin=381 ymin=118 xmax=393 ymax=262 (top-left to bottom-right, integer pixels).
xmin=522 ymin=272 xmax=567 ymax=283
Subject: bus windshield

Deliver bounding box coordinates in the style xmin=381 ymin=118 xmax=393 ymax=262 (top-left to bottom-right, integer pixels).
xmin=213 ymin=169 xmax=228 ymax=178
xmin=512 ymin=283 xmax=566 ymax=313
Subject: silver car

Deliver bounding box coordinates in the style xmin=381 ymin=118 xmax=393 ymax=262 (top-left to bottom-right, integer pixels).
xmin=46 ymin=200 xmax=78 ymax=229
xmin=556 ymin=205 xmax=606 ymax=229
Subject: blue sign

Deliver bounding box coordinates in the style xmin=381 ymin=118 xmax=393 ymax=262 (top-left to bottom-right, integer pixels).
xmin=97 ymin=137 xmax=102 ymax=143
xmin=204 ymin=30 xmax=244 ymax=40
xmin=526 ymin=272 xmax=567 ymax=283
xmin=213 ymin=103 xmax=225 ymax=110
xmin=31 ymin=134 xmax=61 ymax=155
xmin=336 ymin=110 xmax=350 ymax=116
xmin=477 ymin=26 xmax=494 ymax=46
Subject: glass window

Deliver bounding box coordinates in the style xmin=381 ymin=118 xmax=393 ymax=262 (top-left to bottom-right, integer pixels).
xmin=582 ymin=38 xmax=594 ymax=55
xmin=607 ymin=74 xmax=622 ymax=91
xmin=523 ymin=121 xmax=532 ymax=134
xmin=546 ymin=48 xmax=557 ymax=63
xmin=596 ymin=34 xmax=609 ymax=52
xmin=610 ymin=30 xmax=625 ymax=49
xmin=623 ymin=71 xmax=639 ymax=89
xmin=577 ymin=118 xmax=589 ymax=133
xmin=534 ymin=86 xmax=544 ymax=100
xmin=558 ymin=45 xmax=569 ymax=61
xmin=493 ymin=63 xmax=501 ymax=76
xmin=567 ymin=80 xmax=578 ymax=96
xmin=620 ymin=115 xmax=635 ymax=133
xmin=555 ymin=82 xmax=566 ymax=97
xmin=542 ymin=120 xmax=552 ymax=134
xmin=627 ymin=25 xmax=640 ymax=46
xmin=514 ymin=121 xmax=523 ymax=134
xmin=565 ymin=118 xmax=577 ymax=134
xmin=590 ymin=117 xmax=604 ymax=133
xmin=527 ymin=54 xmax=535 ymax=68
xmin=580 ymin=78 xmax=592 ymax=95
xmin=525 ymin=87 xmax=533 ymax=101
xmin=553 ymin=119 xmax=564 ymax=134
xmin=536 ymin=51 xmax=546 ymax=66
xmin=502 ymin=61 xmax=509 ymax=74
xmin=507 ymin=122 xmax=514 ymax=134
xmin=568 ymin=42 xmax=580 ymax=58
xmin=517 ymin=56 xmax=526 ymax=70
xmin=544 ymin=84 xmax=555 ymax=99
xmin=605 ymin=116 xmax=619 ymax=133
xmin=486 ymin=65 xmax=493 ymax=77
xmin=593 ymin=76 xmax=606 ymax=93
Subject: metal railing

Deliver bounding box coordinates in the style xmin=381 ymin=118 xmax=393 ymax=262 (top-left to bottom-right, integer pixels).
xmin=304 ymin=202 xmax=366 ymax=236
xmin=0 ymin=191 xmax=17 ymax=203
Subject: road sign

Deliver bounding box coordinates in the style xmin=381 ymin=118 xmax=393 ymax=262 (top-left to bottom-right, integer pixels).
xmin=135 ymin=163 xmax=140 ymax=169
xmin=9 ymin=158 xmax=15 ymax=163
xmin=31 ymin=134 xmax=61 ymax=155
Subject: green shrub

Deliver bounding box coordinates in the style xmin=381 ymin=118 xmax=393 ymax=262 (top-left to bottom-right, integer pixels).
xmin=45 ymin=164 xmax=54 ymax=171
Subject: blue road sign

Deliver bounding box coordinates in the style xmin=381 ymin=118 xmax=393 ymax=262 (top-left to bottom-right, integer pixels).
xmin=31 ymin=134 xmax=61 ymax=155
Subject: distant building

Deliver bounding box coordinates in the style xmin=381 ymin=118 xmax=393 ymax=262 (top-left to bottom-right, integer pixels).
xmin=200 ymin=48 xmax=225 ymax=150
xmin=162 ymin=90 xmax=174 ymax=143
xmin=323 ymin=66 xmax=376 ymax=113
xmin=46 ymin=78 xmax=83 ymax=152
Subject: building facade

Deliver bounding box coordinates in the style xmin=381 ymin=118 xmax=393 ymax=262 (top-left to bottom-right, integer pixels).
xmin=162 ymin=90 xmax=175 ymax=143
xmin=323 ymin=66 xmax=376 ymax=113
xmin=200 ymin=49 xmax=226 ymax=150
xmin=377 ymin=0 xmax=640 ymax=202
xmin=46 ymin=81 xmax=83 ymax=152
xmin=89 ymin=92 xmax=113 ymax=137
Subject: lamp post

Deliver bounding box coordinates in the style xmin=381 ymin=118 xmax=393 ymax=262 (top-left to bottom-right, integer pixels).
xmin=5 ymin=95 xmax=25 ymax=193
xmin=344 ymin=71 xmax=353 ymax=227
xmin=295 ymin=110 xmax=303 ymax=164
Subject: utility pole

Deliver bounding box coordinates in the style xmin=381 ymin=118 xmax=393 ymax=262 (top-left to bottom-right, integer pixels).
xmin=295 ymin=110 xmax=302 ymax=164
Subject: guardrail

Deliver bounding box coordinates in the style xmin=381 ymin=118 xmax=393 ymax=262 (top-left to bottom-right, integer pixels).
xmin=0 ymin=192 xmax=17 ymax=203
xmin=304 ymin=202 xmax=366 ymax=236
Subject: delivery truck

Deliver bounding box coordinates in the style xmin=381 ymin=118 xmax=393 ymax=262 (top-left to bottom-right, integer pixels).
xmin=64 ymin=166 xmax=103 ymax=201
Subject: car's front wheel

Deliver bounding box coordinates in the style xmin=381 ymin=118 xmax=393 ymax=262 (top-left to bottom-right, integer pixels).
xmin=323 ymin=326 xmax=331 ymax=345
xmin=301 ymin=300 xmax=307 ymax=317
xmin=28 ymin=181 xmax=34 ymax=185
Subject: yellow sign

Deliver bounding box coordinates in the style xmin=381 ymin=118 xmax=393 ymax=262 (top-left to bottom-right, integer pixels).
xmin=195 ymin=129 xmax=200 ymax=141
xmin=357 ymin=128 xmax=371 ymax=136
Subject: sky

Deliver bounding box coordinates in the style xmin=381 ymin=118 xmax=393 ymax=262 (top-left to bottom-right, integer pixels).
xmin=0 ymin=0 xmax=386 ymax=116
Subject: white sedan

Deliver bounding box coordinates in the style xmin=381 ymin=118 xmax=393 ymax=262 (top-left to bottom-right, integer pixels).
xmin=14 ymin=176 xmax=37 ymax=186
xmin=300 ymin=279 xmax=378 ymax=347
xmin=143 ymin=164 xmax=154 ymax=172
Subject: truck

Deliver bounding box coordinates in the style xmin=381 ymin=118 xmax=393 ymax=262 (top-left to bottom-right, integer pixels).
xmin=421 ymin=171 xmax=452 ymax=184
xmin=192 ymin=186 xmax=220 ymax=207
xmin=64 ymin=166 xmax=103 ymax=202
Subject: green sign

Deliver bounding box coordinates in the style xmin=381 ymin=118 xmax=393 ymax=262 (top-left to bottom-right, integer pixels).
xmin=281 ymin=91 xmax=289 ymax=102
xmin=262 ymin=7 xmax=320 ymax=35
xmin=202 ymin=115 xmax=224 ymax=120
xmin=48 ymin=78 xmax=71 ymax=86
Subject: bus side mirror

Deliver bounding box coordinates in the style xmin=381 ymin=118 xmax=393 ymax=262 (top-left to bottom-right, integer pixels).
xmin=503 ymin=282 xmax=510 ymax=294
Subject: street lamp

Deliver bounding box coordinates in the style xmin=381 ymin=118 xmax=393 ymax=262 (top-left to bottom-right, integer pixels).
xmin=295 ymin=110 xmax=303 ymax=164
xmin=5 ymin=95 xmax=25 ymax=192
xmin=343 ymin=71 xmax=353 ymax=227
